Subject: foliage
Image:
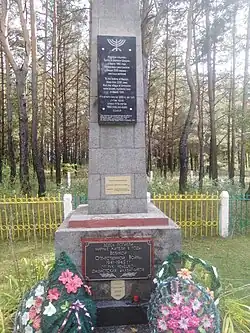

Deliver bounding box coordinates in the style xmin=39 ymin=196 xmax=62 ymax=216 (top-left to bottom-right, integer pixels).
xmin=0 ymin=256 xmax=53 ymax=332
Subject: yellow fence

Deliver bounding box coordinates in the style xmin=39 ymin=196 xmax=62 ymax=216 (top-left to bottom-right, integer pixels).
xmin=0 ymin=193 xmax=220 ymax=241
xmin=0 ymin=195 xmax=63 ymax=240
xmin=152 ymin=193 xmax=220 ymax=238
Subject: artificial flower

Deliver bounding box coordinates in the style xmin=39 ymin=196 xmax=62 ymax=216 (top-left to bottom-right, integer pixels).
xmin=35 ymin=297 xmax=43 ymax=309
xmin=65 ymin=279 xmax=78 ymax=293
xmin=177 ymin=268 xmax=192 ymax=280
xmin=29 ymin=306 xmax=37 ymax=320
xmin=161 ymin=305 xmax=170 ymax=317
xmin=172 ymin=292 xmax=184 ymax=305
xmin=24 ymin=325 xmax=33 ymax=333
xmin=26 ymin=297 xmax=35 ymax=309
xmin=202 ymin=315 xmax=212 ymax=329
xmin=188 ymin=315 xmax=200 ymax=328
xmin=157 ymin=318 xmax=167 ymax=331
xmin=72 ymin=275 xmax=83 ymax=288
xmin=32 ymin=315 xmax=41 ymax=330
xmin=84 ymin=284 xmax=92 ymax=296
xmin=21 ymin=312 xmax=29 ymax=325
xmin=179 ymin=316 xmax=189 ymax=330
xmin=168 ymin=318 xmax=179 ymax=330
xmin=47 ymin=288 xmax=60 ymax=302
xmin=61 ymin=300 xmax=70 ymax=312
xmin=58 ymin=269 xmax=73 ymax=285
xmin=192 ymin=299 xmax=201 ymax=312
xmin=181 ymin=305 xmax=192 ymax=317
xmin=43 ymin=302 xmax=57 ymax=316
xmin=170 ymin=306 xmax=181 ymax=320
xmin=35 ymin=285 xmax=44 ymax=297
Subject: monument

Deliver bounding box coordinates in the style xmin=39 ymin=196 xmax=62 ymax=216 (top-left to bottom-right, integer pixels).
xmin=55 ymin=0 xmax=181 ymax=331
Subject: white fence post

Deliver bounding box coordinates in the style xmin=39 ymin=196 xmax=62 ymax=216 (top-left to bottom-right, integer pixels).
xmin=67 ymin=172 xmax=71 ymax=188
xmin=219 ymin=191 xmax=229 ymax=238
xmin=63 ymin=194 xmax=72 ymax=219
xmin=147 ymin=192 xmax=151 ymax=203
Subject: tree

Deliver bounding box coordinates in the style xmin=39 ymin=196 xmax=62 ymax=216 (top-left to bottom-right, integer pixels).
xmin=179 ymin=0 xmax=197 ymax=193
xmin=0 ymin=0 xmax=31 ymax=194
xmin=240 ymin=1 xmax=250 ymax=188
xmin=30 ymin=0 xmax=46 ymax=196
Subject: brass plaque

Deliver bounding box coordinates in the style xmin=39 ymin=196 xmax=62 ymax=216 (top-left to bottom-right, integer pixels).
xmin=105 ymin=176 xmax=131 ymax=195
xmin=111 ymin=280 xmax=125 ymax=300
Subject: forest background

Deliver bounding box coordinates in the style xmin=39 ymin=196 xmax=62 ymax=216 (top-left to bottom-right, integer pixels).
xmin=0 ymin=0 xmax=250 ymax=196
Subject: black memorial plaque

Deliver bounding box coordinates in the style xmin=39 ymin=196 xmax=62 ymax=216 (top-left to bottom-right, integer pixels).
xmin=97 ymin=35 xmax=137 ymax=124
xmin=82 ymin=238 xmax=153 ymax=281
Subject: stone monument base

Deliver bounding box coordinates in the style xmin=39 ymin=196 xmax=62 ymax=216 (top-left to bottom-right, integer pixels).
xmin=55 ymin=202 xmax=181 ymax=328
xmin=95 ymin=324 xmax=150 ymax=333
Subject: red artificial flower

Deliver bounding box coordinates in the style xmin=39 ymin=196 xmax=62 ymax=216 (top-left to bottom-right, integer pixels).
xmin=35 ymin=297 xmax=43 ymax=309
xmin=47 ymin=288 xmax=60 ymax=302
xmin=29 ymin=306 xmax=37 ymax=320
xmin=32 ymin=315 xmax=41 ymax=330
xmin=59 ymin=269 xmax=74 ymax=285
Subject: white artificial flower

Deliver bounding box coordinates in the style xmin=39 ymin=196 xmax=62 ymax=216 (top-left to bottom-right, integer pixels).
xmin=24 ymin=325 xmax=33 ymax=333
xmin=26 ymin=297 xmax=35 ymax=309
xmin=21 ymin=312 xmax=29 ymax=325
xmin=35 ymin=285 xmax=45 ymax=297
xmin=44 ymin=302 xmax=57 ymax=316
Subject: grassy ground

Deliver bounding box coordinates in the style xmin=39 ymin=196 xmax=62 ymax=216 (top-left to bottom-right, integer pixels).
xmin=1 ymin=236 xmax=250 ymax=290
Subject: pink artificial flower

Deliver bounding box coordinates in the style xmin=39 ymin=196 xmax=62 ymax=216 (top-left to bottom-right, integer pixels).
xmin=172 ymin=292 xmax=184 ymax=305
xmin=187 ymin=330 xmax=196 ymax=333
xmin=32 ymin=315 xmax=41 ymax=330
xmin=168 ymin=318 xmax=179 ymax=330
xmin=157 ymin=318 xmax=167 ymax=331
xmin=59 ymin=269 xmax=73 ymax=285
xmin=47 ymin=288 xmax=60 ymax=302
xmin=202 ymin=315 xmax=213 ymax=329
xmin=188 ymin=315 xmax=200 ymax=328
xmin=72 ymin=275 xmax=83 ymax=288
xmin=192 ymin=299 xmax=201 ymax=312
xmin=29 ymin=306 xmax=37 ymax=320
xmin=170 ymin=306 xmax=181 ymax=320
xmin=161 ymin=305 xmax=170 ymax=317
xmin=181 ymin=306 xmax=192 ymax=317
xmin=179 ymin=316 xmax=189 ymax=330
xmin=35 ymin=297 xmax=43 ymax=309
xmin=84 ymin=284 xmax=92 ymax=296
xmin=65 ymin=279 xmax=78 ymax=294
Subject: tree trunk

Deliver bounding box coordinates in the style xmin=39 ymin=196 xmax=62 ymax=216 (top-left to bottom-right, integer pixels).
xmin=53 ymin=0 xmax=61 ymax=186
xmin=30 ymin=0 xmax=46 ymax=196
xmin=240 ymin=3 xmax=250 ymax=188
xmin=0 ymin=45 xmax=4 ymax=184
xmin=5 ymin=56 xmax=16 ymax=183
xmin=74 ymin=45 xmax=80 ymax=165
xmin=171 ymin=46 xmax=177 ymax=176
xmin=16 ymin=70 xmax=31 ymax=195
xmin=40 ymin=0 xmax=49 ymax=168
xmin=206 ymin=2 xmax=218 ymax=181
xmin=229 ymin=6 xmax=237 ymax=181
xmin=179 ymin=0 xmax=197 ymax=193
xmin=163 ymin=9 xmax=169 ymax=178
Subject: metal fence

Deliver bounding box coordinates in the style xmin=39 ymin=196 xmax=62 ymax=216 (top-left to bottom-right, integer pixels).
xmin=0 ymin=192 xmax=220 ymax=240
xmin=229 ymin=194 xmax=250 ymax=234
xmin=152 ymin=193 xmax=220 ymax=238
xmin=0 ymin=195 xmax=63 ymax=240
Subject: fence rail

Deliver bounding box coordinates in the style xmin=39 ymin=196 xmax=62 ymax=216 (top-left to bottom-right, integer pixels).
xmin=0 ymin=195 xmax=63 ymax=240
xmin=152 ymin=193 xmax=220 ymax=238
xmin=0 ymin=192 xmax=221 ymax=240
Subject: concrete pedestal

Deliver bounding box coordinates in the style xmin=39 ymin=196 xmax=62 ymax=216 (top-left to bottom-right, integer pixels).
xmin=55 ymin=203 xmax=181 ymax=330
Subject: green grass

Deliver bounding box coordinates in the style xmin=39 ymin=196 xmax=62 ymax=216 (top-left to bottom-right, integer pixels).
xmin=183 ymin=236 xmax=250 ymax=288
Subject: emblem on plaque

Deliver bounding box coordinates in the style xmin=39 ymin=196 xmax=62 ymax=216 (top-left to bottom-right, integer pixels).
xmin=107 ymin=38 xmax=126 ymax=52
xmin=111 ymin=280 xmax=125 ymax=300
